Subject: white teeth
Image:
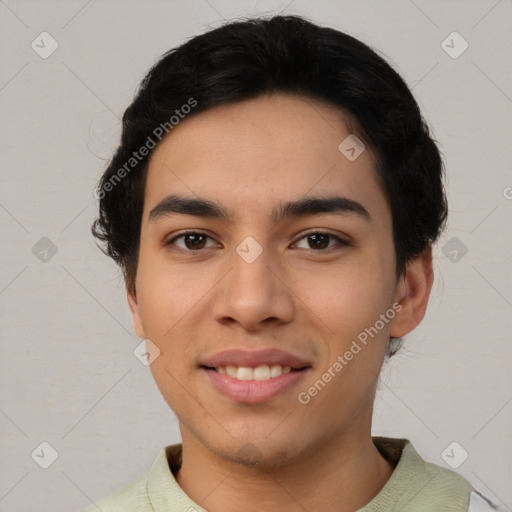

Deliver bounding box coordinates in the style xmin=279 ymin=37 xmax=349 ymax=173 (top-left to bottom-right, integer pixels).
xmin=215 ymin=364 xmax=293 ymax=381
xmin=270 ymin=364 xmax=282 ymax=378
xmin=236 ymin=367 xmax=253 ymax=380
xmin=254 ymin=365 xmax=270 ymax=380
xmin=226 ymin=365 xmax=237 ymax=378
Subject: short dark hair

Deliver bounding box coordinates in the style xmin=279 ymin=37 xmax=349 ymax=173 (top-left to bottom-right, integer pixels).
xmin=92 ymin=14 xmax=447 ymax=323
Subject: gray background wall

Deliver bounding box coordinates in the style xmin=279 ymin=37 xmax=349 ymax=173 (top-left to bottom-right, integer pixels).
xmin=0 ymin=1 xmax=510 ymax=511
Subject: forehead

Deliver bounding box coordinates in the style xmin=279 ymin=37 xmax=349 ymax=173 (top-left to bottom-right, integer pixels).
xmin=143 ymin=93 xmax=388 ymax=225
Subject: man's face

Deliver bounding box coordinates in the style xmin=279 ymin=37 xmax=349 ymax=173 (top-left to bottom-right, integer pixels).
xmin=129 ymin=93 xmax=403 ymax=467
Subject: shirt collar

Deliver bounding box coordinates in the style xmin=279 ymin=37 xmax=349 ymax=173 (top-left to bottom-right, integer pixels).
xmin=146 ymin=438 xmax=412 ymax=511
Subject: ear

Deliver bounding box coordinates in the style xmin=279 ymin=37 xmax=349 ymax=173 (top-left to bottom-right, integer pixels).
xmin=389 ymin=244 xmax=434 ymax=338
xmin=126 ymin=283 xmax=146 ymax=339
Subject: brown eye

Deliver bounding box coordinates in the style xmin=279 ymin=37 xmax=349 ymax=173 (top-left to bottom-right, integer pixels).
xmin=294 ymin=232 xmax=348 ymax=251
xmin=166 ymin=232 xmax=216 ymax=251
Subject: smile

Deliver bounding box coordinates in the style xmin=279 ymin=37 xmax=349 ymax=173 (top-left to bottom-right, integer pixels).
xmin=213 ymin=364 xmax=293 ymax=381
xmin=201 ymin=365 xmax=311 ymax=403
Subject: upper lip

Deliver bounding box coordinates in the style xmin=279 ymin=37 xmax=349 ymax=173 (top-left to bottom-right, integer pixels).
xmin=200 ymin=348 xmax=312 ymax=369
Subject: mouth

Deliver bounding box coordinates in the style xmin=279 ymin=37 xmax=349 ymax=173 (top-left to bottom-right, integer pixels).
xmin=199 ymin=364 xmax=312 ymax=403
xmin=200 ymin=364 xmax=310 ymax=381
xmin=199 ymin=348 xmax=313 ymax=403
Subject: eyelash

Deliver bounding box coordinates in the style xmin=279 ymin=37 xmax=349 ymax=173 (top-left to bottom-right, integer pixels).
xmin=164 ymin=230 xmax=349 ymax=254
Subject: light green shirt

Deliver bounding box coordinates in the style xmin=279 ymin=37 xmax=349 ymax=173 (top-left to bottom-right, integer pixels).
xmin=79 ymin=437 xmax=503 ymax=511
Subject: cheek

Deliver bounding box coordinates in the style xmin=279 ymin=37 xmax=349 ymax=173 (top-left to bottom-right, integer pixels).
xmin=135 ymin=253 xmax=210 ymax=337
xmin=303 ymin=269 xmax=391 ymax=405
xmin=297 ymin=261 xmax=394 ymax=338
xmin=148 ymin=360 xmax=195 ymax=423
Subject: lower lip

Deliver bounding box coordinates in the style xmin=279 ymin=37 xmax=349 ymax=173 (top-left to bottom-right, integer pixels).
xmin=202 ymin=367 xmax=310 ymax=404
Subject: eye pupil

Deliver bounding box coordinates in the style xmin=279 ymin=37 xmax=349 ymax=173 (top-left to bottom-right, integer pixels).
xmin=185 ymin=234 xmax=206 ymax=250
xmin=309 ymin=233 xmax=329 ymax=250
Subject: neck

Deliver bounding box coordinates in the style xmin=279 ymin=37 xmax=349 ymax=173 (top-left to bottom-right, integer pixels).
xmin=175 ymin=428 xmax=394 ymax=512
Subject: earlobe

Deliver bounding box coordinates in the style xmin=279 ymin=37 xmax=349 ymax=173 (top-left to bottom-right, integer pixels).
xmin=389 ymin=245 xmax=434 ymax=338
xmin=126 ymin=284 xmax=146 ymax=339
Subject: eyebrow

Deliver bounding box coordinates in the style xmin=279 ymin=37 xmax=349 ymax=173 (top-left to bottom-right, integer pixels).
xmin=148 ymin=194 xmax=370 ymax=224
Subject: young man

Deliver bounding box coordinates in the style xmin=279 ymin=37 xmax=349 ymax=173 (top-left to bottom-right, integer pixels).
xmin=85 ymin=15 xmax=503 ymax=512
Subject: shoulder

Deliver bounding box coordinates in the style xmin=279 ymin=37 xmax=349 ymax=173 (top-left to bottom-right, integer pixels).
xmin=397 ymin=441 xmax=473 ymax=511
xmin=369 ymin=437 xmax=504 ymax=512
xmin=76 ymin=443 xmax=190 ymax=512
xmin=418 ymin=450 xmax=505 ymax=511
xmin=79 ymin=474 xmax=151 ymax=512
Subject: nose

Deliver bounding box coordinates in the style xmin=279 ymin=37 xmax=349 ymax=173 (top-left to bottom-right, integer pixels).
xmin=211 ymin=240 xmax=295 ymax=332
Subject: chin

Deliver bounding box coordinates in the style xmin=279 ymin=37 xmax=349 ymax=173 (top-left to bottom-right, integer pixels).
xmin=208 ymin=437 xmax=303 ymax=470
